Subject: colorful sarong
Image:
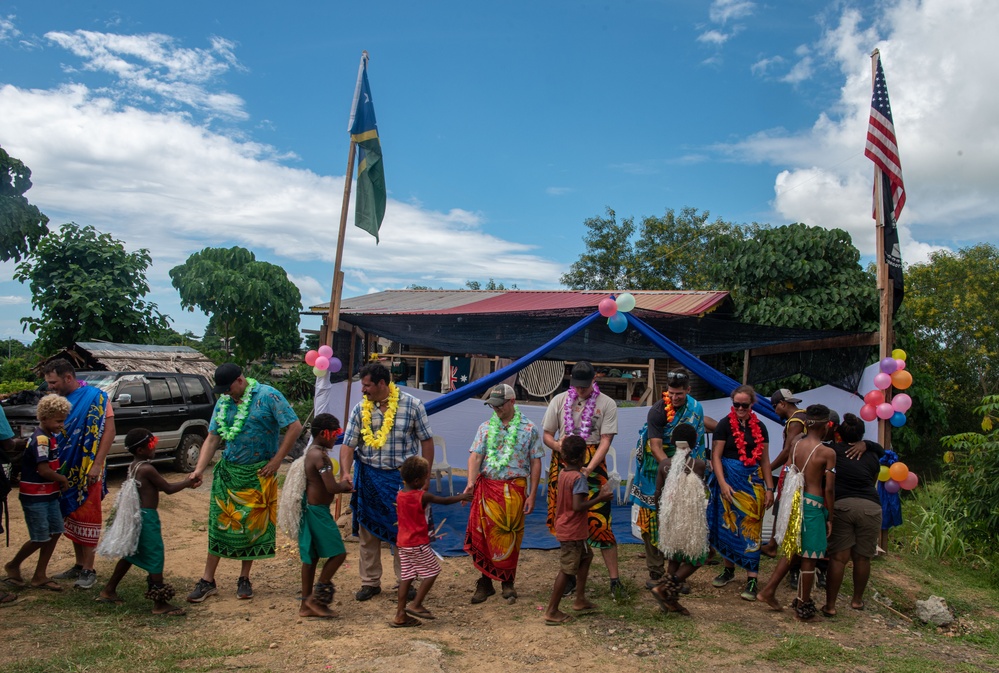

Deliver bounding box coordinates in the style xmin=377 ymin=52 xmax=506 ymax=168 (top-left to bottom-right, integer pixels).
xmin=707 ymin=457 xmax=766 ymax=573
xmin=464 ymin=476 xmax=526 ymax=582
xmin=800 ymin=493 xmax=828 ymax=559
xmin=299 ymin=500 xmax=346 ymax=564
xmin=125 ymin=508 xmax=164 ymax=574
xmin=628 ymin=424 xmax=659 ymax=535
xmin=546 ymin=444 xmax=615 ymax=548
xmin=64 ymin=480 xmax=103 ymax=547
xmin=350 ymin=455 xmax=402 ymax=545
xmin=59 ymin=383 xmax=109 ymax=518
xmin=208 ymin=458 xmax=277 ymax=560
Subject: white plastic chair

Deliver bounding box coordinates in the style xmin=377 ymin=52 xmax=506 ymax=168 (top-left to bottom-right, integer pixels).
xmin=431 ymin=434 xmax=454 ymax=495
xmin=603 ymin=445 xmax=627 ymax=505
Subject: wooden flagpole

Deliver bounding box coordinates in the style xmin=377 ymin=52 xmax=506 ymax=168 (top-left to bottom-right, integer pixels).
xmin=871 ymin=48 xmax=893 ymax=449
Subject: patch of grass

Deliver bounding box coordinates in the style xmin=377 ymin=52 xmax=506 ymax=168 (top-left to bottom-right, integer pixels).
xmin=760 ymin=633 xmax=864 ymax=665
xmin=716 ymin=620 xmax=759 ymax=645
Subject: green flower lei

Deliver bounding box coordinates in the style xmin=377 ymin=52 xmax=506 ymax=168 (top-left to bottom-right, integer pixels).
xmin=484 ymin=406 xmax=523 ymax=473
xmin=215 ymin=378 xmax=258 ymax=442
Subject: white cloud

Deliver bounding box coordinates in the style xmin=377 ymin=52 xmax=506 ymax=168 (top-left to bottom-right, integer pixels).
xmin=781 ymin=56 xmax=813 ymax=84
xmin=697 ymin=30 xmax=730 ymax=46
xmin=546 ymin=186 xmax=573 ymax=196
xmin=0 ymin=295 xmax=27 ymax=305
xmin=287 ymin=274 xmax=326 ymax=307
xmin=0 ymin=15 xmax=18 ymax=42
xmin=718 ymin=0 xmax=999 ymax=258
xmin=751 ymin=55 xmax=784 ymax=76
xmin=709 ymin=0 xmax=756 ymax=24
xmin=44 ymin=30 xmax=247 ymax=118
xmin=0 ymin=82 xmax=565 ymax=319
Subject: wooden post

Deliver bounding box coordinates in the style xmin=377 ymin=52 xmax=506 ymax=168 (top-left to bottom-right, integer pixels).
xmin=742 ymin=349 xmax=750 ymax=384
xmin=871 ymin=48 xmax=893 ymax=449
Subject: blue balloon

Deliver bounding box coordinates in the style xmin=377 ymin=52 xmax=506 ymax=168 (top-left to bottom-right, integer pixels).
xmin=608 ymin=313 xmax=628 ymax=333
xmin=890 ymin=411 xmax=907 ymax=427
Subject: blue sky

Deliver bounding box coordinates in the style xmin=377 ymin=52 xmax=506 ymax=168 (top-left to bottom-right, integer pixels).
xmin=1 ymin=0 xmax=996 ymax=344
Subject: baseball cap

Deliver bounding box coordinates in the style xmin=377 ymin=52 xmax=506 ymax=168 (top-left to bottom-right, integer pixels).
xmin=213 ymin=363 xmax=242 ymax=395
xmin=569 ymin=361 xmax=596 ymax=388
xmin=770 ymin=388 xmax=802 ymax=405
xmin=484 ymin=384 xmax=516 ymax=407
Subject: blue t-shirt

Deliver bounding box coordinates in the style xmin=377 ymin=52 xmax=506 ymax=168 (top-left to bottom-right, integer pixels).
xmin=209 ymin=383 xmax=299 ymax=465
xmin=0 ymin=407 xmax=13 ymax=442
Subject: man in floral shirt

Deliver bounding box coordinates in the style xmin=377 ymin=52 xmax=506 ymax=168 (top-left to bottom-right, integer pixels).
xmin=463 ymin=384 xmax=543 ymax=604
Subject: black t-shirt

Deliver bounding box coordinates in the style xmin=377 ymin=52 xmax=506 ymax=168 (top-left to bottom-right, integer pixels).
xmin=830 ymin=440 xmax=883 ymax=504
xmin=714 ymin=415 xmax=769 ymax=462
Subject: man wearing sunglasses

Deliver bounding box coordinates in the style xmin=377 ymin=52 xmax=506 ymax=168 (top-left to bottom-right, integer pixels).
xmin=630 ymin=369 xmax=708 ymax=588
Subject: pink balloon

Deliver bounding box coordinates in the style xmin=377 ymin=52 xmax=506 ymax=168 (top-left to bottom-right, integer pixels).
xmin=895 ymin=359 xmax=906 ymax=371
xmin=874 ymin=372 xmax=892 ymax=390
xmin=318 ymin=345 xmax=334 ymax=358
xmin=328 ymin=357 xmax=342 ymax=373
xmin=598 ymin=297 xmax=618 ymax=317
xmin=876 ymin=402 xmax=895 ymax=420
xmin=314 ymin=356 xmax=330 ymax=371
xmin=900 ymin=472 xmax=919 ymax=490
xmin=864 ymin=390 xmax=884 ymax=406
xmin=884 ymin=479 xmax=901 ymax=494
xmin=892 ymin=393 xmax=913 ymax=413
xmin=304 ymin=350 xmax=319 ymax=366
xmin=859 ymin=404 xmax=878 ymax=422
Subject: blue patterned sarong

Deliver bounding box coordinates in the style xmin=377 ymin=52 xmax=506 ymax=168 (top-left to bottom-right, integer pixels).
xmin=707 ymin=457 xmax=766 ymax=573
xmin=878 ymin=449 xmax=902 ymax=530
xmin=59 ymin=383 xmax=109 ymax=517
xmin=350 ymin=454 xmax=403 ymax=545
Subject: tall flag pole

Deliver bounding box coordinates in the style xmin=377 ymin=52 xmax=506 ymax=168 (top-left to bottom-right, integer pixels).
xmin=865 ymin=48 xmax=905 ymax=446
xmin=325 ymin=51 xmax=386 ymax=345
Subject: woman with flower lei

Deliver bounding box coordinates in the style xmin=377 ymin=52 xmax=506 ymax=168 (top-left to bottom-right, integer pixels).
xmin=541 ymin=362 xmax=625 ymax=600
xmin=464 ymin=384 xmax=544 ymax=603
xmin=706 ymin=384 xmax=773 ymax=603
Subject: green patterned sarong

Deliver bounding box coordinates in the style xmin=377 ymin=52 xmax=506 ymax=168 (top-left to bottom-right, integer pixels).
xmin=208 ymin=458 xmax=277 ymax=560
xmin=125 ymin=508 xmax=164 ymax=574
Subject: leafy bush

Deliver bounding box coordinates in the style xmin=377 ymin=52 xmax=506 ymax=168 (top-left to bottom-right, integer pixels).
xmin=277 ymin=363 xmax=317 ymax=402
xmin=940 ymin=395 xmax=999 ymax=549
xmin=0 ymin=380 xmax=37 ymax=396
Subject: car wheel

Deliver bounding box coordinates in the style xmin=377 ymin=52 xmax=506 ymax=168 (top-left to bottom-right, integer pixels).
xmin=175 ymin=432 xmax=203 ymax=473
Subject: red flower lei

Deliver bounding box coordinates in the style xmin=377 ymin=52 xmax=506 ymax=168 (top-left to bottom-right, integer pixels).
xmin=661 ymin=392 xmax=676 ymax=423
xmin=728 ymin=408 xmax=766 ymax=466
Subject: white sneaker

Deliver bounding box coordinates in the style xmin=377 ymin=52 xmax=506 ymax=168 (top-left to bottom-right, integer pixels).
xmin=74 ymin=569 xmax=97 ymax=589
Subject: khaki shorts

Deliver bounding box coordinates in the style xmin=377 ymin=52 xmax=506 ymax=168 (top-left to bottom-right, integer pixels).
xmin=828 ymin=497 xmax=882 ymax=558
xmin=559 ymin=539 xmax=593 ymax=575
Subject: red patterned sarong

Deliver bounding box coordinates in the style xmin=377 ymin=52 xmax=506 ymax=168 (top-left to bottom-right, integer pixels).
xmin=463 ymin=477 xmax=526 ymax=582
xmin=64 ymin=480 xmax=103 ymax=547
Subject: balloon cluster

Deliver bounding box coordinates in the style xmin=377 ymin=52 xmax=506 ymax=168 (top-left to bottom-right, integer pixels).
xmin=878 ymin=460 xmax=919 ymax=493
xmin=305 ymin=345 xmax=342 ymax=377
xmin=859 ymin=348 xmax=911 ymax=427
xmin=599 ymin=293 xmax=636 ymax=333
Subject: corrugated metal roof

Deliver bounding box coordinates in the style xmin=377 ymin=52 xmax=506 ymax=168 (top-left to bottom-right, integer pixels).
xmin=309 ymin=290 xmax=729 ymax=317
xmin=77 ymin=342 xmax=204 ymax=354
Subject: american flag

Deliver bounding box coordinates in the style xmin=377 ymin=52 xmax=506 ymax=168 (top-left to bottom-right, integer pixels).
xmin=865 ymin=54 xmax=905 ymax=222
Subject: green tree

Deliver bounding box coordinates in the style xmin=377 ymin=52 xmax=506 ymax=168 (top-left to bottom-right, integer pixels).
xmin=1 ymin=145 xmax=50 ymax=262
xmin=561 ymin=208 xmax=638 ymax=290
xmin=709 ymin=222 xmax=879 ymax=332
xmin=169 ymin=246 xmax=302 ymax=364
xmin=464 ymin=279 xmax=519 ymax=290
xmin=633 ymin=207 xmax=733 ymax=290
xmin=14 ymin=224 xmax=169 ymax=354
xmin=940 ymin=395 xmax=999 ymax=549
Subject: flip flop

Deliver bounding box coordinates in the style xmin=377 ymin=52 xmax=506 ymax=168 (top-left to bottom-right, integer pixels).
xmin=154 ymin=607 xmax=187 ymax=617
xmin=30 ymin=581 xmax=63 ymax=592
xmin=0 ymin=591 xmax=17 ymax=605
xmin=544 ymin=614 xmax=574 ymax=626
xmin=95 ymin=596 xmax=125 ymax=605
xmin=390 ymin=616 xmax=423 ymax=628
xmin=851 ymin=601 xmax=865 ymax=611
xmin=2 ymin=577 xmax=26 ymax=588
xmin=405 ymin=608 xmax=436 ymax=620
xmin=821 ymin=607 xmax=837 ymax=618
xmin=571 ymin=606 xmax=599 ymax=614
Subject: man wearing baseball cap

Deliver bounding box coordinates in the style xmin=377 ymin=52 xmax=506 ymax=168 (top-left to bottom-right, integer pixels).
xmin=187 ymin=363 xmax=302 ymax=603
xmin=463 ymin=384 xmax=544 ymax=604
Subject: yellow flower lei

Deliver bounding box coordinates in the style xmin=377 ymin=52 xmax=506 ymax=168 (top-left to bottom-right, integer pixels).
xmin=360 ymin=382 xmax=400 ymax=450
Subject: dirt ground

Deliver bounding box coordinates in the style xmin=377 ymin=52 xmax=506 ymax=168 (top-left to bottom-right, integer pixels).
xmin=2 ymin=465 xmax=995 ymax=673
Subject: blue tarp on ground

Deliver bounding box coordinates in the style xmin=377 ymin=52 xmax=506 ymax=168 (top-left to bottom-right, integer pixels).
xmin=428 ymin=475 xmax=641 ymax=557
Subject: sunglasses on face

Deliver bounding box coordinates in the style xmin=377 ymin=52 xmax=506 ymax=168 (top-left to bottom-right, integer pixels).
xmin=732 ymin=402 xmax=751 ymax=409
xmin=667 ymin=372 xmax=689 ymax=386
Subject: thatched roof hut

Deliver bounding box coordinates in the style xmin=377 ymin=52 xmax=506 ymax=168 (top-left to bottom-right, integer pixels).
xmin=37 ymin=342 xmax=217 ymax=380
